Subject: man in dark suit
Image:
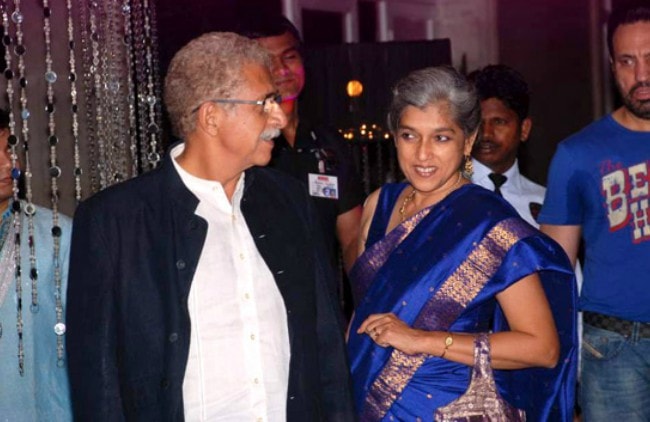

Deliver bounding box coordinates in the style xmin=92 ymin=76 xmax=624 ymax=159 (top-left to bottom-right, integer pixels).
xmin=66 ymin=32 xmax=354 ymax=421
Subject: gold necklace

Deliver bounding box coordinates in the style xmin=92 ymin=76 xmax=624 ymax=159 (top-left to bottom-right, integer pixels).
xmin=399 ymin=188 xmax=416 ymax=222
xmin=399 ymin=172 xmax=464 ymax=222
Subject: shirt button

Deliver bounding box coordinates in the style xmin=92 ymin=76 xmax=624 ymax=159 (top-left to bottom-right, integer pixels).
xmin=244 ymin=293 xmax=250 ymax=300
xmin=168 ymin=332 xmax=178 ymax=343
xmin=176 ymin=260 xmax=186 ymax=270
xmin=250 ymin=334 xmax=255 ymax=340
xmin=239 ymin=253 xmax=245 ymax=260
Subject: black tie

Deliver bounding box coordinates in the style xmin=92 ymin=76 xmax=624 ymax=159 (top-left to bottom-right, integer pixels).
xmin=488 ymin=173 xmax=507 ymax=197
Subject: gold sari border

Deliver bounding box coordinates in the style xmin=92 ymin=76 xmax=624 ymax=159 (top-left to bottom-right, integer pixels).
xmin=361 ymin=218 xmax=532 ymax=421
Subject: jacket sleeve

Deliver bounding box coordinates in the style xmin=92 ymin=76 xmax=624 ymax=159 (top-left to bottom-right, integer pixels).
xmin=309 ymin=198 xmax=357 ymax=421
xmin=66 ymin=200 xmax=125 ymax=421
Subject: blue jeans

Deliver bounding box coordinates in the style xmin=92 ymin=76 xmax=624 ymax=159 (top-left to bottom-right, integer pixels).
xmin=580 ymin=323 xmax=650 ymax=421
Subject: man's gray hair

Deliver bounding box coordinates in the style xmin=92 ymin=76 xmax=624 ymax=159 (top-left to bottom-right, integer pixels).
xmin=387 ymin=66 xmax=480 ymax=137
xmin=164 ymin=32 xmax=271 ymax=139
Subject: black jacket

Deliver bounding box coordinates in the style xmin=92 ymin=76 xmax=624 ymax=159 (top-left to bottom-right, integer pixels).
xmin=66 ymin=151 xmax=355 ymax=421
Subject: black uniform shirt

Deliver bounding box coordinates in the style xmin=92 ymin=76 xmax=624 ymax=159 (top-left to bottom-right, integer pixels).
xmin=270 ymin=119 xmax=365 ymax=265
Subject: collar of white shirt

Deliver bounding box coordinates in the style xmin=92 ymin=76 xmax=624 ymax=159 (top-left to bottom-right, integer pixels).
xmin=170 ymin=142 xmax=245 ymax=213
xmin=472 ymin=158 xmax=521 ymax=192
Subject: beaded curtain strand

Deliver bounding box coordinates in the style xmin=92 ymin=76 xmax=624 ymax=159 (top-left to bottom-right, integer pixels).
xmin=0 ymin=0 xmax=22 ymax=355
xmin=12 ymin=0 xmax=40 ymax=376
xmin=41 ymin=0 xmax=66 ymax=367
xmin=66 ymin=0 xmax=82 ymax=202
xmin=0 ymin=0 xmax=164 ymax=374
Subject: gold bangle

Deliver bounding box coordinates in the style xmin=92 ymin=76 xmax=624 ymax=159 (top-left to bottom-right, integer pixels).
xmin=439 ymin=332 xmax=453 ymax=358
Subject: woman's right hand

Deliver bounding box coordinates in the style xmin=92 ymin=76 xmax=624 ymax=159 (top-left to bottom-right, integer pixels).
xmin=357 ymin=313 xmax=439 ymax=355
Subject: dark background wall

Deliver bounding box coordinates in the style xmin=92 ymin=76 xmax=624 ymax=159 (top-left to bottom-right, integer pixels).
xmin=497 ymin=0 xmax=594 ymax=185
xmin=155 ymin=0 xmax=603 ymax=187
xmin=155 ymin=0 xmax=282 ymax=74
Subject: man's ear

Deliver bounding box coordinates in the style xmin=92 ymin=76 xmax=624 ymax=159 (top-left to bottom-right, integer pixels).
xmin=195 ymin=102 xmax=221 ymax=136
xmin=520 ymin=117 xmax=532 ymax=142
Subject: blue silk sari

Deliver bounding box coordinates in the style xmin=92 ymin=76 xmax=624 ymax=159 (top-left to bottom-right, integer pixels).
xmin=348 ymin=183 xmax=577 ymax=422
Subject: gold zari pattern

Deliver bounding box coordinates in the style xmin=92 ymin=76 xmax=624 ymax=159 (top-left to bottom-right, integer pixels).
xmin=362 ymin=218 xmax=526 ymax=420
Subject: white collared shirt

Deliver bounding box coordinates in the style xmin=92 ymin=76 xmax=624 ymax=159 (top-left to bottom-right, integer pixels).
xmin=472 ymin=158 xmax=545 ymax=228
xmin=171 ymin=144 xmax=290 ymax=422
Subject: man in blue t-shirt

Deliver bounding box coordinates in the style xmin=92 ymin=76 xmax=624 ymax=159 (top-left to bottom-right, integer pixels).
xmin=539 ymin=3 xmax=650 ymax=420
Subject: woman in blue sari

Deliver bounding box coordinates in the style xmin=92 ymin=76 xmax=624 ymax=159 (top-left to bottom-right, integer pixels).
xmin=347 ymin=67 xmax=577 ymax=421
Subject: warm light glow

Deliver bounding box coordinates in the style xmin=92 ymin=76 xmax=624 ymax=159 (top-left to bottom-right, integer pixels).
xmin=346 ymin=80 xmax=363 ymax=97
xmin=337 ymin=122 xmax=392 ymax=142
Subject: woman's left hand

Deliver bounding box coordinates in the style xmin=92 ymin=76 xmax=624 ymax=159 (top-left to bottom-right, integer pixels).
xmin=357 ymin=313 xmax=429 ymax=355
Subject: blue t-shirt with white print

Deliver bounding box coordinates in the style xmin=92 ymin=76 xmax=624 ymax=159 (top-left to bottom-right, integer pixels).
xmin=539 ymin=114 xmax=650 ymax=322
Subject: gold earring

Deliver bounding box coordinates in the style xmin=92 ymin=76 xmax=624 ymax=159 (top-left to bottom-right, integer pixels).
xmin=463 ymin=155 xmax=473 ymax=178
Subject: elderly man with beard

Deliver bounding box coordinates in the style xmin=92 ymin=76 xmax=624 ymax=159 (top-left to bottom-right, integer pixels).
xmin=66 ymin=32 xmax=354 ymax=421
xmin=539 ymin=2 xmax=650 ymax=421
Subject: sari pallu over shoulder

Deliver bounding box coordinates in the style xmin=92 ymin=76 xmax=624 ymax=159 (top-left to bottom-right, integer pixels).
xmin=347 ymin=184 xmax=577 ymax=422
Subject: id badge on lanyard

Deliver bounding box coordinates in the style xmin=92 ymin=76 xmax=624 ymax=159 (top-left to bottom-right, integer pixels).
xmin=307 ymin=130 xmax=339 ymax=199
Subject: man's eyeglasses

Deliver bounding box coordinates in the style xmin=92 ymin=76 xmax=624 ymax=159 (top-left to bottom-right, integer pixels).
xmin=194 ymin=92 xmax=282 ymax=114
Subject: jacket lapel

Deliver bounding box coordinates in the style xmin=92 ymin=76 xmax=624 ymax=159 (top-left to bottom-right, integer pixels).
xmin=161 ymin=148 xmax=208 ymax=302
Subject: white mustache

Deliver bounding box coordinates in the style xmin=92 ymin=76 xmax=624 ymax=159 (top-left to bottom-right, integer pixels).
xmin=260 ymin=129 xmax=281 ymax=141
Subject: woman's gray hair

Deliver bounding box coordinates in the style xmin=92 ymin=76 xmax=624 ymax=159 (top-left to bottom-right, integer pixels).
xmin=387 ymin=66 xmax=480 ymax=137
xmin=164 ymin=32 xmax=271 ymax=139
